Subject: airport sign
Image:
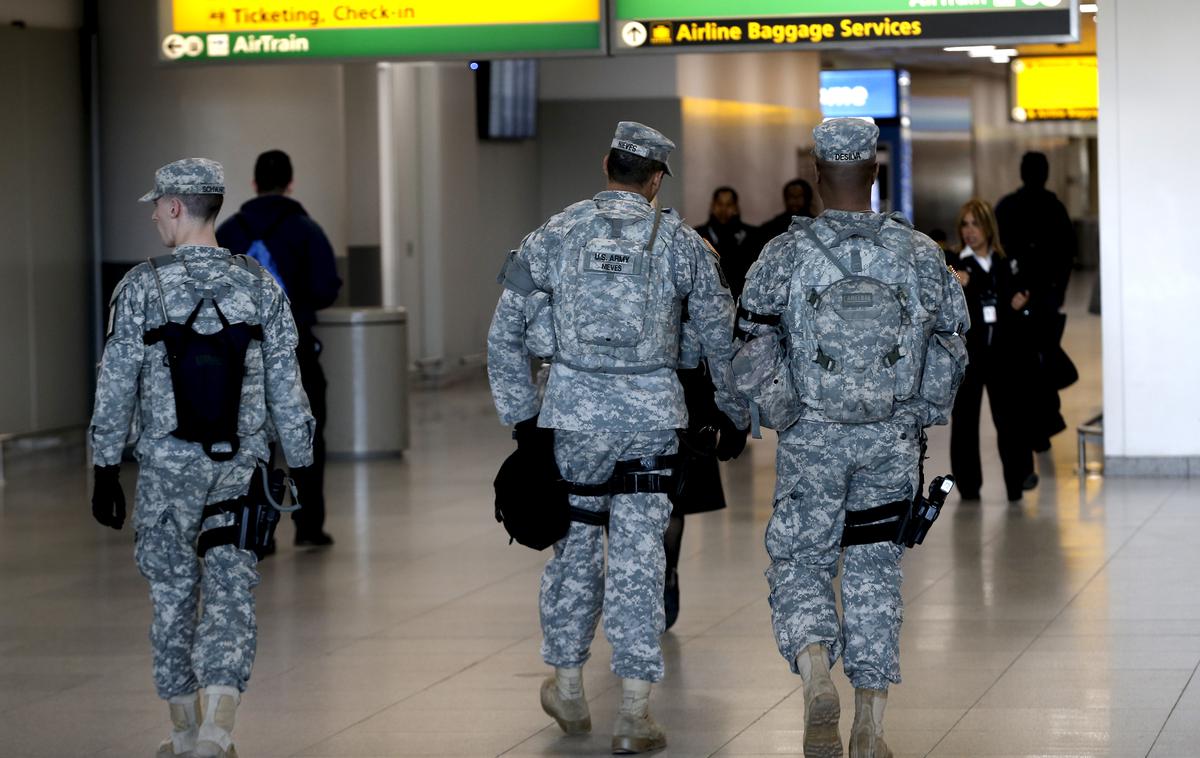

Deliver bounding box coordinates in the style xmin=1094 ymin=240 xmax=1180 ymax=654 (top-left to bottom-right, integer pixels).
xmin=158 ymin=0 xmax=605 ymax=61
xmin=612 ymin=0 xmax=1078 ymax=53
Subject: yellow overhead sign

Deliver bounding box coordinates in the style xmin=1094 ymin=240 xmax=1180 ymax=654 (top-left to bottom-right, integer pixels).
xmin=1012 ymin=55 xmax=1098 ymax=121
xmin=171 ymin=0 xmax=600 ymax=32
xmin=159 ymin=0 xmax=604 ymax=60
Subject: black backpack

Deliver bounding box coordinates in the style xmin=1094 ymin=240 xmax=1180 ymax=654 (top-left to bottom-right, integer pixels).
xmin=142 ymin=255 xmax=265 ymax=462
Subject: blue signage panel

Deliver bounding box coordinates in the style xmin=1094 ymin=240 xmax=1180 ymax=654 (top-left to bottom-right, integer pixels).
xmin=819 ymin=69 xmax=898 ymax=119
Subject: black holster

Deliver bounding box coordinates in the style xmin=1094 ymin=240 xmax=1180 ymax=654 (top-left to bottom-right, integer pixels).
xmin=197 ymin=465 xmax=300 ymax=558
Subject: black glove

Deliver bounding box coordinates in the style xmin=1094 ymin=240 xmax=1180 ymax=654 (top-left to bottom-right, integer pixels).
xmin=513 ymin=416 xmax=554 ymax=455
xmin=91 ymin=465 xmax=126 ymax=530
xmin=714 ymin=414 xmax=749 ymax=461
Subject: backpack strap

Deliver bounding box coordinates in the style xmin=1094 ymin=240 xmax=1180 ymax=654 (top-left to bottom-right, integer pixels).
xmin=232 ymin=254 xmax=267 ymax=322
xmin=646 ymin=205 xmax=664 ymax=255
xmin=147 ymin=255 xmax=174 ymax=325
xmin=801 ymin=225 xmax=854 ymax=279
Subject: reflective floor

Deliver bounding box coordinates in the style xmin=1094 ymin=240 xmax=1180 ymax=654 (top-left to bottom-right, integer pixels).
xmin=3 ymin=274 xmax=1199 ymax=757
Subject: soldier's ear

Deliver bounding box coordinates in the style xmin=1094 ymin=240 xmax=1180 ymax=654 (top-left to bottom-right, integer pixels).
xmin=602 ymin=153 xmax=610 ymax=179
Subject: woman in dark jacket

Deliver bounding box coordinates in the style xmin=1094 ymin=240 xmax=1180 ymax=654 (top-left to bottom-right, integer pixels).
xmin=949 ymin=199 xmax=1038 ymax=502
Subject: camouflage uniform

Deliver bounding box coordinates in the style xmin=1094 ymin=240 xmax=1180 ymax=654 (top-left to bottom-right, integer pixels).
xmin=487 ymin=124 xmax=747 ymax=683
xmin=89 ymin=159 xmax=314 ymax=700
xmin=739 ymin=121 xmax=968 ymax=690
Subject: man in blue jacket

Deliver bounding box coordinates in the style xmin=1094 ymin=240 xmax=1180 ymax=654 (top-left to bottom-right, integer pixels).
xmin=217 ymin=150 xmax=341 ymax=548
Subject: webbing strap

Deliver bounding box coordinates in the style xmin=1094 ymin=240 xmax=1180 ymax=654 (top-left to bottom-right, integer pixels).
xmin=147 ymin=256 xmax=171 ymax=325
xmin=565 ymin=453 xmax=679 ymax=497
xmin=197 ymin=499 xmax=243 ymax=558
xmin=566 ymin=472 xmax=675 ymax=497
xmin=569 ymin=507 xmax=610 ymax=527
xmin=555 ymin=358 xmax=669 ymax=376
xmin=840 ymin=499 xmax=910 ymax=548
xmin=737 ymin=307 xmax=782 ymax=326
xmin=612 ymin=454 xmax=681 ymax=475
xmin=803 ymin=226 xmax=854 ymax=279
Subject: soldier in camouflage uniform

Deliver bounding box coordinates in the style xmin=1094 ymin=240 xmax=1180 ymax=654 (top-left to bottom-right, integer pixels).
xmin=736 ymin=120 xmax=968 ymax=758
xmin=89 ymin=159 xmax=314 ymax=758
xmin=487 ymin=122 xmax=748 ymax=754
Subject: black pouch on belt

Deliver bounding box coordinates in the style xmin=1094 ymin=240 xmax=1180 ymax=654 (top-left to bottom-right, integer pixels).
xmin=196 ymin=464 xmax=301 ymax=559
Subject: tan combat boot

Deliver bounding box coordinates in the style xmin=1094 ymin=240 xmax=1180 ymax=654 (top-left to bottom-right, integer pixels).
xmin=849 ymin=688 xmax=893 ymax=758
xmin=156 ymin=692 xmax=201 ymax=757
xmin=797 ymin=643 xmax=842 ymax=758
xmin=193 ymin=685 xmax=240 ymax=758
xmin=611 ymin=678 xmax=666 ymax=754
xmin=540 ymin=666 xmax=592 ymax=735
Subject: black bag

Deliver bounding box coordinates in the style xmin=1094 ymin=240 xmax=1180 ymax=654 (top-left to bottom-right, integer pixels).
xmin=1041 ymin=313 xmax=1078 ymax=391
xmin=493 ymin=447 xmax=572 ymax=551
xmin=142 ymin=257 xmax=263 ymax=461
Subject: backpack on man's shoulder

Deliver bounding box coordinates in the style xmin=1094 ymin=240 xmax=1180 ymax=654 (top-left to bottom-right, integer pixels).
xmin=787 ymin=214 xmax=929 ymax=423
xmin=142 ymin=254 xmax=267 ymax=461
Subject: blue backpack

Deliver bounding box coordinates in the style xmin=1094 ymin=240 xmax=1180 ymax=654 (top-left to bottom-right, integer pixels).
xmin=235 ymin=213 xmax=290 ymax=296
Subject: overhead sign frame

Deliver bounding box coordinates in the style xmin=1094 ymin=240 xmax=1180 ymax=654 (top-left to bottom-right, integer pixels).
xmin=156 ymin=0 xmax=608 ymax=63
xmin=609 ymin=0 xmax=1079 ymax=55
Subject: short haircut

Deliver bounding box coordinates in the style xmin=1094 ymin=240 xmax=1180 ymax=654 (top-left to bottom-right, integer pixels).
xmin=956 ymin=198 xmax=1006 ymax=258
xmin=712 ymin=186 xmax=738 ymax=204
xmin=783 ymin=178 xmax=812 ymax=198
xmin=1020 ymin=151 xmax=1049 ymax=187
xmin=176 ymin=194 xmax=224 ymax=223
xmin=606 ymin=148 xmax=666 ymax=186
xmin=254 ymin=149 xmax=293 ymax=194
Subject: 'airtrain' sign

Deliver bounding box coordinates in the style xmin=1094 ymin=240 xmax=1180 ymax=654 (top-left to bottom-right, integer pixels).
xmin=157 ymin=0 xmax=605 ymax=61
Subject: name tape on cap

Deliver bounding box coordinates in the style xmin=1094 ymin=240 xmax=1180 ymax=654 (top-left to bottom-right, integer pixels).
xmin=612 ymin=139 xmax=651 ymax=158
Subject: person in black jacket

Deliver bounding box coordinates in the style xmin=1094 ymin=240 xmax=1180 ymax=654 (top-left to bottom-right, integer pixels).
xmin=949 ymin=199 xmax=1037 ymax=502
xmin=758 ymin=178 xmax=815 ymax=244
xmin=995 ymin=152 xmax=1076 ymax=450
xmin=216 ymin=150 xmax=342 ymax=548
xmin=694 ymin=186 xmax=762 ymax=299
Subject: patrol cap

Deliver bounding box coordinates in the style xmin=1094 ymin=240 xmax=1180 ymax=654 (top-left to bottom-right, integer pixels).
xmin=611 ymin=121 xmax=675 ymax=176
xmin=813 ymin=118 xmax=879 ymax=164
xmin=139 ymin=158 xmax=225 ymax=202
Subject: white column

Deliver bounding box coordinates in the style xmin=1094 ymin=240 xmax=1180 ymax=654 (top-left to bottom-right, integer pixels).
xmin=1098 ymin=0 xmax=1200 ymax=476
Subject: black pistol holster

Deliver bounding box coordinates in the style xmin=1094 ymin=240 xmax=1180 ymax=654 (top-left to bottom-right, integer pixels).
xmin=197 ymin=464 xmax=301 ymax=558
xmin=841 ymin=475 xmax=956 ymax=550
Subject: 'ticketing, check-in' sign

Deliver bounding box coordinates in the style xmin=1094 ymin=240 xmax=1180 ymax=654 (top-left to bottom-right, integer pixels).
xmin=157 ymin=0 xmax=604 ymax=61
xmin=612 ymin=0 xmax=1078 ymax=53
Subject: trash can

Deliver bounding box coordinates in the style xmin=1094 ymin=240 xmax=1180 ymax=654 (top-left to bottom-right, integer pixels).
xmin=312 ymin=307 xmax=409 ymax=458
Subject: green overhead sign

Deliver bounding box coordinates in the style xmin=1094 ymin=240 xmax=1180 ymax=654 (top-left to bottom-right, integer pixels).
xmin=157 ymin=0 xmax=604 ymax=61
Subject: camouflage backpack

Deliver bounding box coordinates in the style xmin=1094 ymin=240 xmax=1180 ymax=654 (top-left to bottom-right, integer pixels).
xmin=787 ymin=216 xmax=928 ymax=423
xmin=553 ymin=204 xmax=682 ymax=374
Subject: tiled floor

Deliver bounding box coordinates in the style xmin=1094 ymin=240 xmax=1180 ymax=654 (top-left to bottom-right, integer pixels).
xmin=3 ymin=273 xmax=1199 ymax=757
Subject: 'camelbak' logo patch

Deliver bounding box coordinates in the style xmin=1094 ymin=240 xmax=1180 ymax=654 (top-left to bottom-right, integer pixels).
xmin=842 ymin=292 xmax=875 ymax=308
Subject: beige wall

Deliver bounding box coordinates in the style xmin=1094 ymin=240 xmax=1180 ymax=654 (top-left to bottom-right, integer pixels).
xmin=98 ymin=0 xmax=351 ymax=263
xmin=0 ymin=27 xmax=89 ymax=434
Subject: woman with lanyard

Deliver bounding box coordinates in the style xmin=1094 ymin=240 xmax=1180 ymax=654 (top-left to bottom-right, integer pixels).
xmin=949 ymin=199 xmax=1038 ymax=502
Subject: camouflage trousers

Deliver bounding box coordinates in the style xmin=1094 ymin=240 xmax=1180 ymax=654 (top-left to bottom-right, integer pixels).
xmin=540 ymin=430 xmax=677 ymax=682
xmin=133 ymin=452 xmax=260 ymax=700
xmin=765 ymin=417 xmax=920 ymax=691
